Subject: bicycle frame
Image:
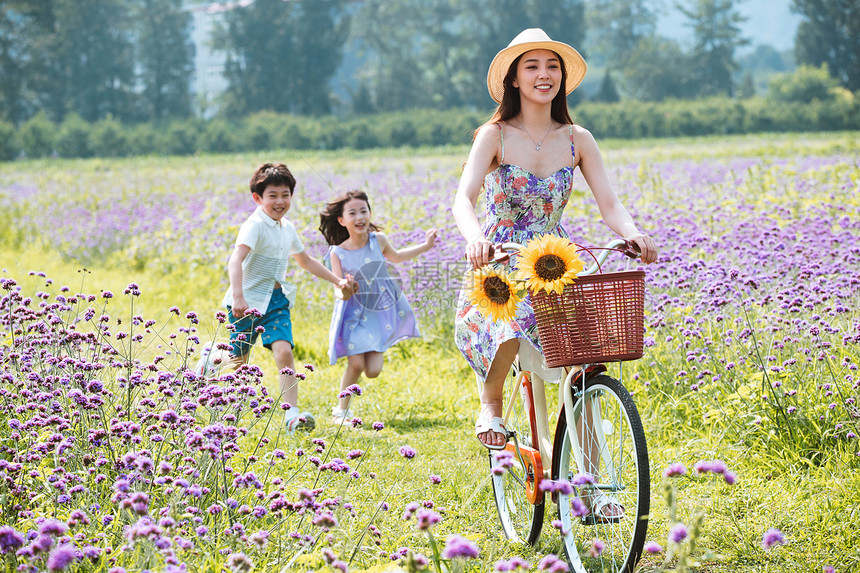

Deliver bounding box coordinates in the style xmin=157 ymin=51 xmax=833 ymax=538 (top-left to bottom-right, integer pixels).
xmin=499 ymin=238 xmax=636 ymax=500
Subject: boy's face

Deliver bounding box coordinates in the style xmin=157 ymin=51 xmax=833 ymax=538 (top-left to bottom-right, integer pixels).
xmin=253 ymin=184 xmax=292 ymax=221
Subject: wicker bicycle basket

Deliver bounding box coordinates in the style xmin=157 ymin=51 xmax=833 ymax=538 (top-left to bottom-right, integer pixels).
xmin=531 ymin=269 xmax=645 ymax=367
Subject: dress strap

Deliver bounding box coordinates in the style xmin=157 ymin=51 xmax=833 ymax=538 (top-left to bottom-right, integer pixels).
xmin=568 ymin=125 xmax=575 ymax=164
xmin=497 ymin=122 xmax=505 ymax=163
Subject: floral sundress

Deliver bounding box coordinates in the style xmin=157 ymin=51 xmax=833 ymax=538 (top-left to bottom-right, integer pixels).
xmin=454 ymin=123 xmax=576 ymax=383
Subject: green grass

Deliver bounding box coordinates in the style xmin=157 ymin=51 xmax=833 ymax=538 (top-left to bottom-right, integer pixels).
xmin=2 ymin=132 xmax=859 ymax=572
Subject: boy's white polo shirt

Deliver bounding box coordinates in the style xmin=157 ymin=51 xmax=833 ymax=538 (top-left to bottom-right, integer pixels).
xmin=222 ymin=206 xmax=304 ymax=313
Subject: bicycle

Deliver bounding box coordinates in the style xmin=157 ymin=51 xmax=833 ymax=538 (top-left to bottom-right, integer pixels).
xmin=487 ymin=238 xmax=649 ymax=573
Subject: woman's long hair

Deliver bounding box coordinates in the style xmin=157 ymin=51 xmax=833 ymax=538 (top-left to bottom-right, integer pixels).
xmin=485 ymin=51 xmax=574 ymax=131
xmin=319 ymin=190 xmax=381 ymax=246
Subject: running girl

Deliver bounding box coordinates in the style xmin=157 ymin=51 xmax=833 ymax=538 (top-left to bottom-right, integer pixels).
xmin=319 ymin=190 xmax=437 ymax=424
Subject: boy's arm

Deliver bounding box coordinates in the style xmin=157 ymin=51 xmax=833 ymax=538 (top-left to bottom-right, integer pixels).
xmin=292 ymin=251 xmax=356 ymax=300
xmin=378 ymin=230 xmax=436 ymax=264
xmin=228 ymin=244 xmax=252 ymax=317
xmin=328 ymin=251 xmax=356 ymax=300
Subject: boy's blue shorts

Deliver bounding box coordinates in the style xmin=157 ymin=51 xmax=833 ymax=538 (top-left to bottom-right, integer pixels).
xmin=228 ymin=288 xmax=294 ymax=357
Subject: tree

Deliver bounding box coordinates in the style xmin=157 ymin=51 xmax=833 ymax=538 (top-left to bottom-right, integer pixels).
xmin=792 ymin=0 xmax=860 ymax=91
xmin=2 ymin=0 xmax=65 ymax=122
xmin=586 ymin=0 xmax=657 ymax=69
xmin=594 ymin=69 xmax=620 ymax=103
xmin=0 ymin=1 xmax=27 ymax=123
xmin=678 ymin=0 xmax=749 ymax=98
xmin=218 ymin=0 xmax=348 ymax=117
xmin=53 ymin=0 xmax=136 ymax=122
xmin=133 ymin=0 xmax=194 ymax=121
xmin=622 ymin=36 xmax=694 ymax=101
xmin=350 ymin=0 xmax=587 ymax=112
xmin=738 ymin=71 xmax=755 ymax=98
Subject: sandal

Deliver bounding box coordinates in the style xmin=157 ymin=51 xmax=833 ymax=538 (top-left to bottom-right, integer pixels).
xmin=582 ymin=491 xmax=624 ymax=525
xmin=475 ymin=415 xmax=509 ymax=450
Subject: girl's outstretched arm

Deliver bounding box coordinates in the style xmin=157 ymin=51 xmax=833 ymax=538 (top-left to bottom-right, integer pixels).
xmin=377 ymin=230 xmax=436 ymax=264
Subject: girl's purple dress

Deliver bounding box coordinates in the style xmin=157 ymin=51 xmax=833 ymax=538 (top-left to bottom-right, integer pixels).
xmin=455 ymin=124 xmax=576 ymax=382
xmin=328 ymin=232 xmax=420 ymax=364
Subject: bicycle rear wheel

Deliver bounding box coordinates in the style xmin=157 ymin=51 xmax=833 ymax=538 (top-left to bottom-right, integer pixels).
xmin=489 ymin=370 xmax=545 ymax=545
xmin=551 ymin=374 xmax=649 ymax=573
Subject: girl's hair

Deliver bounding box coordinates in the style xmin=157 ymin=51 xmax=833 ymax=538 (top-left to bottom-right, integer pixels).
xmin=484 ymin=51 xmax=573 ymax=133
xmin=250 ymin=162 xmax=296 ymax=196
xmin=319 ymin=190 xmax=381 ymax=246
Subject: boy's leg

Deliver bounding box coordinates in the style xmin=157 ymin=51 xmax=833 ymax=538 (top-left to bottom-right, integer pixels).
xmin=271 ymin=339 xmax=314 ymax=433
xmin=271 ymin=339 xmax=297 ymax=407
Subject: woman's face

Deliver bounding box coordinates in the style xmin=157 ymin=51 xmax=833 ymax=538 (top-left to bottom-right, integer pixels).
xmin=512 ymin=49 xmax=562 ymax=103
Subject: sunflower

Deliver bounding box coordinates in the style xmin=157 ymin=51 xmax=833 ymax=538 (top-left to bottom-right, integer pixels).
xmin=467 ymin=267 xmax=522 ymax=322
xmin=515 ymin=234 xmax=584 ymax=295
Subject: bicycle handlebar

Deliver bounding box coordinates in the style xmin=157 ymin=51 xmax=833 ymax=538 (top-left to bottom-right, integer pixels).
xmin=486 ymin=238 xmax=641 ymax=276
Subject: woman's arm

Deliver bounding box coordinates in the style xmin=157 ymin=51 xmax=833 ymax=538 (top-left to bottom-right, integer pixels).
xmin=452 ymin=124 xmax=501 ymax=268
xmin=576 ymin=128 xmax=658 ymax=263
xmin=378 ymin=230 xmax=436 ymax=264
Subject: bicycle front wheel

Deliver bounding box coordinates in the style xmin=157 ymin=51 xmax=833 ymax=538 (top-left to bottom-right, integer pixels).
xmin=489 ymin=370 xmax=545 ymax=545
xmin=551 ymin=374 xmax=649 ymax=573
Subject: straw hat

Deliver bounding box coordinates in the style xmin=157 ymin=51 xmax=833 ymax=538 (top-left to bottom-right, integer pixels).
xmin=486 ymin=28 xmax=587 ymax=103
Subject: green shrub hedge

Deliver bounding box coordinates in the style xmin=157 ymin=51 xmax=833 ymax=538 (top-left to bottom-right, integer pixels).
xmin=3 ymin=96 xmax=858 ymax=161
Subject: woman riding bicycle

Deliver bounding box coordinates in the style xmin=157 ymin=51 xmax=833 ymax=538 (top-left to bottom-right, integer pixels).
xmin=452 ymin=28 xmax=658 ymax=521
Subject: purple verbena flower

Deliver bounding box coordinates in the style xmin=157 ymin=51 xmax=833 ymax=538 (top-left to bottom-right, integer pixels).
xmin=0 ymin=526 xmax=24 ymax=554
xmin=537 ymin=553 xmax=569 ymax=573
xmin=46 ymin=543 xmax=77 ymax=572
xmin=668 ymin=523 xmax=688 ymax=544
xmin=663 ymin=462 xmax=687 ymax=478
xmin=38 ymin=519 xmax=69 ymax=538
xmin=762 ymin=528 xmax=786 ymax=550
xmin=441 ymin=534 xmax=480 ymax=559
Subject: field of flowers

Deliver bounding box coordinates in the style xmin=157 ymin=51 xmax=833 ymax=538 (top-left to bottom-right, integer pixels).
xmin=1 ymin=132 xmax=859 ymax=573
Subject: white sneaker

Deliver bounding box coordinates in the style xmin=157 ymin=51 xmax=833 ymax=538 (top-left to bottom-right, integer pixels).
xmin=285 ymin=411 xmax=315 ymax=434
xmin=331 ymin=406 xmax=353 ymax=425
xmin=194 ymin=344 xmax=229 ymax=377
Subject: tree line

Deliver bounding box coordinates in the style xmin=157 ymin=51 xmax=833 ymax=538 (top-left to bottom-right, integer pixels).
xmin=0 ymin=0 xmax=857 ymax=127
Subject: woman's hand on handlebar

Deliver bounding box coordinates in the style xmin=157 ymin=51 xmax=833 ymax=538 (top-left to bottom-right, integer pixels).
xmin=625 ymin=232 xmax=659 ymax=264
xmin=464 ymin=238 xmax=495 ymax=269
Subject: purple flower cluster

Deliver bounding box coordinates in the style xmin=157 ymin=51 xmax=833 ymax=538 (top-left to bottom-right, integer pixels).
xmin=0 ymin=273 xmax=454 ymax=572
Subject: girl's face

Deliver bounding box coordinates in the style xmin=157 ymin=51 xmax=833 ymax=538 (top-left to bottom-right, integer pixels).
xmin=338 ymin=198 xmax=371 ymax=237
xmin=253 ymin=184 xmax=292 ymax=221
xmin=512 ymin=49 xmax=562 ymax=103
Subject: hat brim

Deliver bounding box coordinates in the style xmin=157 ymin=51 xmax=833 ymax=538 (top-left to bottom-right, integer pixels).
xmin=486 ymin=40 xmax=587 ymax=104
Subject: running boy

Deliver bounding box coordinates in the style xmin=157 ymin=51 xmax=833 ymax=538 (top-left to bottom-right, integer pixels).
xmin=223 ymin=162 xmax=355 ymax=433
